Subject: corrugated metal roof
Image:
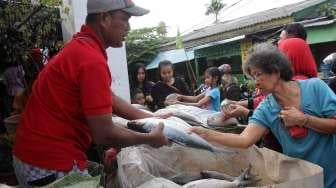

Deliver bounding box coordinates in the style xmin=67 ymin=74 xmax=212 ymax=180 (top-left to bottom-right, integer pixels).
xmin=164 ymin=0 xmax=326 ymax=46
xmin=146 ymin=49 xmax=194 ymax=70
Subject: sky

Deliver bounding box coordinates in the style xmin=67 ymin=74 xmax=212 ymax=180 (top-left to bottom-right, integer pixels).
xmin=130 ymin=0 xmax=305 ymax=37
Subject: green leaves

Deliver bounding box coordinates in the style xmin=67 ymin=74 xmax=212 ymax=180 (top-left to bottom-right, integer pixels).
xmin=0 ymin=0 xmax=66 ymax=72
xmin=126 ymin=22 xmax=171 ymax=66
xmin=319 ymin=2 xmax=336 ymax=18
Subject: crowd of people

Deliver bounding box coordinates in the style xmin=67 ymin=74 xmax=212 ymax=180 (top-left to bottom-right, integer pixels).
xmin=0 ymin=0 xmax=335 ymax=187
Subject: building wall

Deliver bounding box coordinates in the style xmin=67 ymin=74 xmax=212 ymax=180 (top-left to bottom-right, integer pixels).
xmin=307 ymin=23 xmax=336 ymax=44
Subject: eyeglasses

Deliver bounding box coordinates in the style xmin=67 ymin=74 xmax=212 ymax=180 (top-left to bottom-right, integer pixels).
xmin=251 ymin=71 xmax=265 ymax=80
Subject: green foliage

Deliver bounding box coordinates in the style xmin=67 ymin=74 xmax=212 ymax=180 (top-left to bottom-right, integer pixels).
xmin=0 ymin=0 xmax=65 ymax=73
xmin=126 ymin=22 xmax=171 ymax=65
xmin=42 ymin=173 xmax=101 ymax=188
xmin=205 ymin=0 xmax=226 ymax=23
xmin=319 ymin=2 xmax=336 ymax=18
xmin=157 ymin=21 xmax=168 ymax=37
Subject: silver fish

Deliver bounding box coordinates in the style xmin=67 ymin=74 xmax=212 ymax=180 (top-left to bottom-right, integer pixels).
xmin=127 ymin=117 xmax=236 ymax=154
xmin=184 ymin=165 xmax=258 ymax=188
xmin=155 ymin=108 xmax=205 ymax=126
xmin=206 ymin=112 xmax=238 ymax=127
xmin=165 ymin=93 xmax=178 ymax=101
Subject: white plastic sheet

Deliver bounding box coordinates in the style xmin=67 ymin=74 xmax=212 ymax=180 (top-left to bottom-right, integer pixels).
xmin=116 ymin=145 xmax=323 ymax=188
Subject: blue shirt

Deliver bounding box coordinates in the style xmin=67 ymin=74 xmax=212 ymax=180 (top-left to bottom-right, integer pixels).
xmin=205 ymin=87 xmax=220 ymax=111
xmin=249 ymin=78 xmax=336 ymax=188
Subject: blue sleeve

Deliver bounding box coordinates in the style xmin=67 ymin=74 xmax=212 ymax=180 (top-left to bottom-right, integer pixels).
xmin=312 ymin=79 xmax=336 ymax=117
xmin=248 ymin=99 xmax=271 ymax=129
xmin=206 ymin=88 xmax=219 ymax=99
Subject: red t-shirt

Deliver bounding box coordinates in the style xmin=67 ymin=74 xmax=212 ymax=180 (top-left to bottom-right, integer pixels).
xmin=278 ymin=38 xmax=318 ymax=78
xmin=13 ymin=25 xmax=113 ymax=171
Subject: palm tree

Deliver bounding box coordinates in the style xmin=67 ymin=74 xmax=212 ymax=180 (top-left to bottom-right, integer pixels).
xmin=205 ymin=0 xmax=226 ymax=23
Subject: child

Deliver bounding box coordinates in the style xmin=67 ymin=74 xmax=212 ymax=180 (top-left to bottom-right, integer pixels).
xmin=131 ymin=88 xmax=146 ymax=106
xmin=174 ymin=67 xmax=221 ymax=111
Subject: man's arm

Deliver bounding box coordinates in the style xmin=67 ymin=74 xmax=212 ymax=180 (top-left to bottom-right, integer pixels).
xmin=87 ymin=113 xmax=169 ymax=148
xmin=112 ymin=92 xmax=153 ymax=120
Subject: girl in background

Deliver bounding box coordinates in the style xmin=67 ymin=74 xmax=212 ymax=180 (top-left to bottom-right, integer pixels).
xmin=130 ymin=63 xmax=155 ymax=110
xmin=151 ymin=60 xmax=191 ymax=110
xmin=175 ymin=67 xmax=221 ymax=112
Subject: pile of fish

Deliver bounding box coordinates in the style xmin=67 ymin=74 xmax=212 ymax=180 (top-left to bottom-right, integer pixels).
xmin=154 ymin=104 xmax=244 ymax=133
xmin=127 ymin=117 xmax=236 ymax=154
xmin=170 ymin=165 xmax=259 ymax=187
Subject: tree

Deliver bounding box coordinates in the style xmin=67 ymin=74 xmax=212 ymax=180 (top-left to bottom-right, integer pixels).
xmin=0 ymin=0 xmax=67 ymax=83
xmin=126 ymin=22 xmax=171 ymax=66
xmin=157 ymin=21 xmax=167 ymax=37
xmin=319 ymin=2 xmax=336 ymax=18
xmin=205 ymin=0 xmax=226 ymax=23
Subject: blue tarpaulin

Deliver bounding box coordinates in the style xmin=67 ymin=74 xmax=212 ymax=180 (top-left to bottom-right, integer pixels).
xmin=146 ymin=49 xmax=194 ymax=70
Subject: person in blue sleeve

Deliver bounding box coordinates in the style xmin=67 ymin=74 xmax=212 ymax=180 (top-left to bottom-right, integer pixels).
xmin=173 ymin=67 xmax=221 ymax=112
xmin=189 ymin=43 xmax=336 ymax=188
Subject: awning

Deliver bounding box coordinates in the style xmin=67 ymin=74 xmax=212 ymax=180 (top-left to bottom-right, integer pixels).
xmin=194 ymin=35 xmax=245 ymax=59
xmin=146 ymin=49 xmax=194 ymax=70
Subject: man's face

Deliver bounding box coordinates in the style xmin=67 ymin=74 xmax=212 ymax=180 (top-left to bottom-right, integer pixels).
xmin=103 ymin=10 xmax=130 ymax=48
xmin=277 ymin=30 xmax=287 ymax=45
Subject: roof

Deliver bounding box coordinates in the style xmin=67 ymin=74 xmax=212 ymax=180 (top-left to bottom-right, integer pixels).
xmin=193 ymin=35 xmax=245 ymax=50
xmin=162 ymin=0 xmax=326 ymax=47
xmin=146 ymin=49 xmax=194 ymax=70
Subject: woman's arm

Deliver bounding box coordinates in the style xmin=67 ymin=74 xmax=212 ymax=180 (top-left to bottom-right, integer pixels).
xmin=178 ymin=95 xmax=210 ymax=108
xmin=189 ymin=123 xmax=267 ymax=148
xmin=303 ymin=114 xmax=336 ymax=134
xmin=179 ymin=93 xmax=205 ymax=102
xmin=280 ymin=107 xmax=336 ymax=134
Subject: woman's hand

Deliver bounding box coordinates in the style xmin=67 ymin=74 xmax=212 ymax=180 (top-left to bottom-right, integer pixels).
xmin=176 ymin=94 xmax=183 ymax=101
xmin=279 ymin=107 xmax=307 ymax=127
xmin=222 ymin=104 xmax=250 ymax=118
xmin=188 ymin=126 xmax=213 ymax=141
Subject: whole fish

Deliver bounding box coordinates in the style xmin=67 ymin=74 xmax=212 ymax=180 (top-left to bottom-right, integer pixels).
xmin=127 ymin=117 xmax=236 ymax=154
xmin=184 ymin=165 xmax=257 ymax=188
xmin=166 ymin=93 xmax=179 ymax=101
xmin=206 ymin=112 xmax=238 ymax=127
xmin=155 ymin=108 xmax=205 ymax=126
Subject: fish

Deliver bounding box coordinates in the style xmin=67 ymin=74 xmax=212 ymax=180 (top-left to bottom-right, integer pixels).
xmin=169 ymin=173 xmax=203 ymax=185
xmin=165 ymin=93 xmax=179 ymax=101
xmin=184 ymin=165 xmax=258 ymax=188
xmin=206 ymin=112 xmax=238 ymax=127
xmin=155 ymin=108 xmax=205 ymax=126
xmin=127 ymin=117 xmax=236 ymax=154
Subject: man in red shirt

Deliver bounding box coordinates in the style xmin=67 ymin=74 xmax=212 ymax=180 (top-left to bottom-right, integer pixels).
xmin=278 ymin=23 xmax=318 ymax=79
xmin=12 ymin=0 xmax=169 ymax=186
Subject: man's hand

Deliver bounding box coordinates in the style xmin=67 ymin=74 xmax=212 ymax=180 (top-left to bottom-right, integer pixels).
xmin=148 ymin=123 xmax=170 ymax=148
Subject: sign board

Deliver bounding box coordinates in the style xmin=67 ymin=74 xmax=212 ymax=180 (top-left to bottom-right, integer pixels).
xmin=240 ymin=39 xmax=253 ymax=64
xmin=61 ymin=0 xmax=131 ymax=102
